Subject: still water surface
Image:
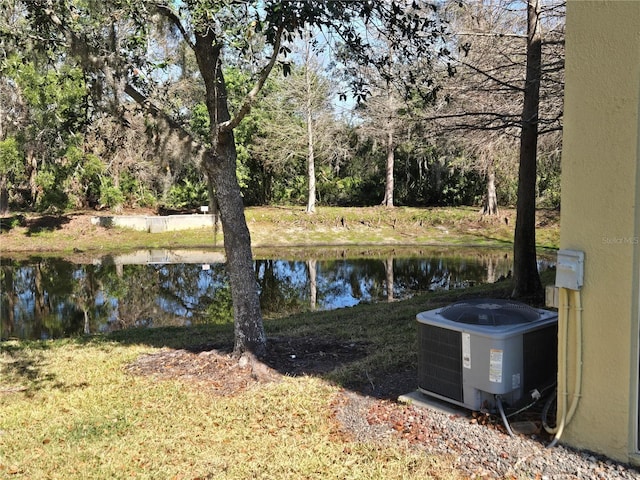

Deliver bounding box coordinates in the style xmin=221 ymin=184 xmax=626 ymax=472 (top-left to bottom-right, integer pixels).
xmin=0 ymin=247 xmax=553 ymax=340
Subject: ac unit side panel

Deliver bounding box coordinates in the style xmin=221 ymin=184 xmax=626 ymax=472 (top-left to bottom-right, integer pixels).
xmin=522 ymin=323 xmax=558 ymax=393
xmin=465 ymin=334 xmax=524 ymax=396
xmin=417 ymin=323 xmax=463 ymax=403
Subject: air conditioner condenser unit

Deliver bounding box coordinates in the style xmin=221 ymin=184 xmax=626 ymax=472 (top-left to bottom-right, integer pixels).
xmin=416 ymin=299 xmax=558 ymax=412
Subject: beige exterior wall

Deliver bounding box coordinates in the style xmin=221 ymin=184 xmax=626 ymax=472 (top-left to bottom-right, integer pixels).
xmin=560 ymin=0 xmax=640 ymax=463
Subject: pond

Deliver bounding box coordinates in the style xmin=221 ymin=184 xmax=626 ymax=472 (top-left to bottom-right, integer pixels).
xmin=0 ymin=247 xmax=554 ymax=341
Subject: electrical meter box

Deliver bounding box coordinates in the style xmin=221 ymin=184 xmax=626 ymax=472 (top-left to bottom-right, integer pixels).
xmin=555 ymin=249 xmax=584 ymax=290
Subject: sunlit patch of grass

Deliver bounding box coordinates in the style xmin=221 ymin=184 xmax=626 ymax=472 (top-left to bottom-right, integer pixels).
xmin=0 ymin=337 xmax=459 ymax=479
xmin=536 ymin=227 xmax=560 ymax=250
xmin=243 ymin=205 xmax=525 ymax=248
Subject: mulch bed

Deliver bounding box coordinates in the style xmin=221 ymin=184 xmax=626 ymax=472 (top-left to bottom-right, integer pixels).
xmin=125 ymin=336 xmax=377 ymax=397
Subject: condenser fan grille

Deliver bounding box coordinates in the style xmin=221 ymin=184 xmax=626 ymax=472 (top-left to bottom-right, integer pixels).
xmin=439 ymin=298 xmax=541 ymax=326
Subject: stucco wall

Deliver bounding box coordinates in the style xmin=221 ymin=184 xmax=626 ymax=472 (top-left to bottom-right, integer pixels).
xmin=560 ymin=0 xmax=640 ymax=462
xmin=91 ymin=214 xmax=217 ymax=232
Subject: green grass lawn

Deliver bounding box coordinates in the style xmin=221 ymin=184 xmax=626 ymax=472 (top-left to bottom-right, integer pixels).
xmin=0 ymin=273 xmax=550 ymax=480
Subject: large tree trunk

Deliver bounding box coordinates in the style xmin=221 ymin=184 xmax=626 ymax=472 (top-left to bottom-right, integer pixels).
xmin=195 ymin=31 xmax=266 ymax=357
xmin=512 ymin=0 xmax=543 ymax=301
xmin=204 ymin=142 xmax=266 ymax=357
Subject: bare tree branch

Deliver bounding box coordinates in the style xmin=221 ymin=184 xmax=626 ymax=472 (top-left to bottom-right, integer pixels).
xmin=154 ymin=2 xmax=195 ymax=51
xmin=457 ymin=31 xmax=527 ymax=39
xmin=455 ymin=58 xmax=525 ymax=93
xmin=124 ymin=83 xmax=204 ymax=154
xmin=218 ymin=24 xmax=285 ymax=133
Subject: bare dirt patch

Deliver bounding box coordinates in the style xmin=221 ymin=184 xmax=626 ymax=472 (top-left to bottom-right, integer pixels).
xmin=125 ymin=336 xmax=373 ymax=397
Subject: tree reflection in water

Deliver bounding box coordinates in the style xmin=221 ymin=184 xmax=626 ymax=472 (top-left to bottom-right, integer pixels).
xmin=0 ymin=248 xmax=552 ymax=340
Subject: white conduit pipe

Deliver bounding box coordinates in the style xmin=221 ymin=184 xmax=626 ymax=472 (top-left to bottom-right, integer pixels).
xmin=565 ymin=289 xmax=583 ymax=424
xmin=547 ymin=287 xmax=583 ymax=448
xmin=546 ymin=287 xmax=569 ymax=446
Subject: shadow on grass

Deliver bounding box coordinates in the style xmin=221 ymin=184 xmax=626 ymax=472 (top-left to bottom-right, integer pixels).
xmin=0 ymin=214 xmax=26 ymax=233
xmin=0 ymin=213 xmax=74 ymax=235
xmin=24 ymin=215 xmax=73 ymax=236
xmin=0 ymin=341 xmax=58 ymax=394
xmin=99 ymin=278 xmax=521 ymax=401
xmin=104 ymin=322 xmax=411 ymax=400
